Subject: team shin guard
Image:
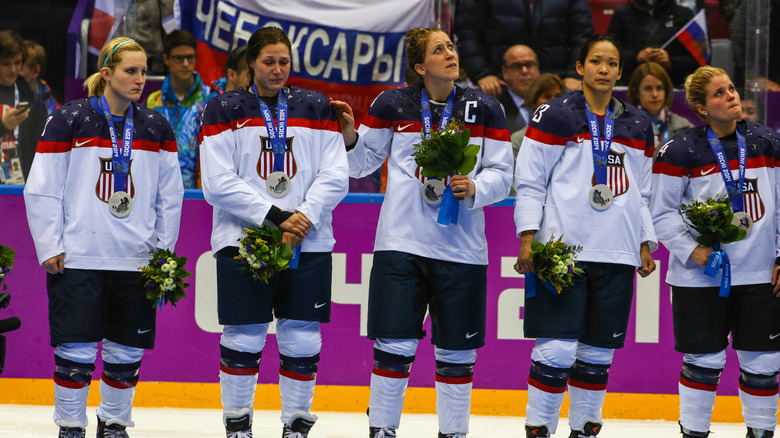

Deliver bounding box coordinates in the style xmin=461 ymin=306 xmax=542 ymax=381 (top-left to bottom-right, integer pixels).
xmin=434 ymin=359 xmax=474 ymax=435
xmin=96 ymin=360 xmax=141 ymax=427
xmin=739 ymin=369 xmax=779 ymax=433
xmin=526 ymin=360 xmax=571 ymax=435
xmin=567 ymin=360 xmax=610 ymax=434
xmin=369 ymin=348 xmax=415 ymax=430
xmin=219 ymin=344 xmax=262 ymax=427
xmin=678 ymin=362 xmax=722 ymax=435
xmin=279 ymin=353 xmax=319 ymax=423
xmin=53 ymin=355 xmax=96 ymax=428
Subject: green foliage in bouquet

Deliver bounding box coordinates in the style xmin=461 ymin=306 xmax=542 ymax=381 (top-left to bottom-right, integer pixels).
xmin=680 ymin=195 xmax=747 ymax=247
xmin=235 ymin=226 xmax=295 ymax=284
xmin=530 ymin=235 xmax=584 ymax=294
xmin=140 ymin=249 xmax=192 ymax=307
xmin=0 ymin=240 xmax=15 ymax=291
xmin=411 ymin=119 xmax=480 ymax=180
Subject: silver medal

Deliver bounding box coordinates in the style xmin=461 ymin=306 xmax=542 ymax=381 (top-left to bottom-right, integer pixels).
xmin=589 ymin=184 xmax=613 ymax=211
xmin=266 ymin=171 xmax=291 ymax=197
xmin=108 ymin=191 xmax=133 ymax=218
xmin=731 ymin=211 xmax=753 ymax=236
xmin=421 ymin=179 xmax=446 ymax=205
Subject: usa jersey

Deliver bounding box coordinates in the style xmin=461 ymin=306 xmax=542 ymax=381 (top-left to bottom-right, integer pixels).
xmin=651 ymin=121 xmax=780 ymax=287
xmin=514 ymin=91 xmax=657 ymax=266
xmin=24 ymin=98 xmax=184 ymax=270
xmin=348 ymin=85 xmax=512 ymax=265
xmin=199 ymin=86 xmax=348 ymax=253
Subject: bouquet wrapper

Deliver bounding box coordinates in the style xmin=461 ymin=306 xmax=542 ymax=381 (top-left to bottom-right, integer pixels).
xmin=524 ymin=272 xmax=558 ymax=297
xmin=289 ymin=246 xmax=301 ymax=270
xmin=704 ymin=244 xmax=731 ymax=297
xmin=437 ymin=184 xmax=459 ymax=225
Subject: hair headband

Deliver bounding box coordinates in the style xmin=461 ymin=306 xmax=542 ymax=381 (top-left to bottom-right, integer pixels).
xmin=102 ymin=40 xmax=134 ymax=69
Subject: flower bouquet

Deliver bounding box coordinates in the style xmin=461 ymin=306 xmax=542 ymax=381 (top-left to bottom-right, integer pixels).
xmin=140 ymin=249 xmax=192 ymax=307
xmin=528 ymin=235 xmax=584 ymax=295
xmin=411 ymin=119 xmax=480 ymax=225
xmin=235 ymin=226 xmax=294 ymax=283
xmin=679 ymin=194 xmax=747 ymax=247
xmin=0 ymin=240 xmax=15 ymax=291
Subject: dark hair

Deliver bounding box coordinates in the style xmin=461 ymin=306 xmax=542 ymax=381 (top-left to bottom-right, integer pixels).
xmin=163 ymin=29 xmax=197 ymax=55
xmin=0 ymin=30 xmax=26 ymax=63
xmin=246 ymin=27 xmax=292 ymax=85
xmin=577 ymin=34 xmax=624 ymax=70
xmin=405 ymin=27 xmax=447 ymax=82
xmin=524 ymin=73 xmax=564 ymax=110
xmin=627 ymin=61 xmax=674 ymax=108
xmin=225 ymin=45 xmax=248 ymax=75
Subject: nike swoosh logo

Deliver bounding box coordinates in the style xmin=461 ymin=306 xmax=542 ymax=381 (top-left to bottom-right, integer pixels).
xmin=398 ymin=123 xmax=414 ymax=131
xmin=466 ymin=332 xmax=479 ymax=339
xmin=700 ymin=167 xmax=717 ymax=176
xmin=137 ymin=329 xmax=152 ymax=334
xmin=237 ymin=120 xmax=250 ymax=128
xmin=612 ymin=332 xmax=624 ymax=338
xmin=576 ymin=136 xmax=585 ymax=143
xmin=770 ymin=333 xmax=780 ymax=340
xmin=314 ymin=302 xmax=326 ymax=309
xmin=75 ymin=139 xmax=91 ymax=147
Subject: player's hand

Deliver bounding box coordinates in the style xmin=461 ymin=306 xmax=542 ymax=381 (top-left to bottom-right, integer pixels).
xmin=450 ymin=174 xmax=475 ymax=198
xmin=514 ymin=231 xmax=536 ymax=275
xmin=2 ymin=106 xmax=29 ymax=131
xmin=637 ymin=242 xmax=656 ymax=277
xmin=329 ymin=98 xmax=357 ymax=147
xmin=690 ymin=245 xmax=713 ymax=267
xmin=477 ymin=75 xmax=506 ymax=97
xmin=280 ymin=212 xmax=311 ymax=241
xmin=43 ymin=253 xmax=65 ymax=275
xmin=282 ymin=231 xmax=303 ymax=249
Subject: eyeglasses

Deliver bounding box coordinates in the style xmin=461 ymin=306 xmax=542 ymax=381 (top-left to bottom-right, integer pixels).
xmin=170 ymin=54 xmax=197 ymax=64
xmin=505 ymin=61 xmax=538 ymax=71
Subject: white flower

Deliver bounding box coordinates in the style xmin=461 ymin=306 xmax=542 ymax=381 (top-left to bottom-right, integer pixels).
xmin=164 ymin=278 xmax=174 ymax=286
xmin=169 ymin=260 xmax=177 ymax=269
xmin=161 ymin=264 xmax=170 ymax=272
xmin=167 ymin=257 xmax=174 ymax=264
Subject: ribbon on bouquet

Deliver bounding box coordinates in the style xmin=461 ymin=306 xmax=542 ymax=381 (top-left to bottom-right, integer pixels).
xmin=524 ymin=272 xmax=558 ymax=298
xmin=288 ymin=246 xmax=301 ymax=270
xmin=703 ymin=243 xmax=731 ymax=297
xmin=437 ymin=179 xmax=459 ymax=225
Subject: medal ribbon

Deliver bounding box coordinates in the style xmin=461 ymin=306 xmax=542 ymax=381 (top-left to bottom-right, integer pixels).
xmin=252 ymin=84 xmax=288 ymax=173
xmin=704 ymin=243 xmax=732 ymax=297
xmin=98 ymin=95 xmax=133 ymax=193
xmin=585 ymin=101 xmax=615 ymax=187
xmin=421 ymin=88 xmax=460 ymax=225
xmin=524 ymin=272 xmax=559 ymax=298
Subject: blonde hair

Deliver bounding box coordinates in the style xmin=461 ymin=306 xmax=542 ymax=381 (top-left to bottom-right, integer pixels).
xmin=83 ymin=37 xmax=146 ymax=97
xmin=684 ymin=65 xmax=729 ymax=120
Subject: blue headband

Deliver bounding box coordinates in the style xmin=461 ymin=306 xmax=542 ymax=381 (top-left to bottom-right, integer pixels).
xmin=101 ymin=40 xmax=134 ymax=69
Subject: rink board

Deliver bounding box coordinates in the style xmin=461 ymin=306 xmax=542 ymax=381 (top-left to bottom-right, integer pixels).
xmin=0 ymin=188 xmax=748 ymax=420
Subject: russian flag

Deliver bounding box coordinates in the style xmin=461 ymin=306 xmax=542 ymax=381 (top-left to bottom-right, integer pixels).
xmin=662 ymin=9 xmax=710 ymax=66
xmin=88 ymin=0 xmax=133 ymax=57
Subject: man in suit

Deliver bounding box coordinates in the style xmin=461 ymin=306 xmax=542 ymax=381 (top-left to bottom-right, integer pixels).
xmin=498 ymin=45 xmax=539 ymax=134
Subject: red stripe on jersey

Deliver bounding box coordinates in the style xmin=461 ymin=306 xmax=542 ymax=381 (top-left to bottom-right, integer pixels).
xmin=53 ymin=376 xmax=90 ymax=389
xmin=100 ymin=372 xmax=137 ymax=389
xmin=288 ymin=117 xmax=339 ymax=132
xmin=653 ymin=160 xmax=686 ymax=177
xmin=435 ymin=375 xmax=473 ymax=385
xmin=362 ymin=113 xmax=392 ymax=130
xmin=525 ymin=125 xmax=567 ymax=146
xmin=202 ymin=121 xmax=232 ymax=138
xmin=372 ymin=367 xmax=410 ymax=379
xmin=36 ymin=140 xmax=72 ymax=154
xmin=739 ymin=382 xmax=779 ymax=397
xmin=689 ymin=156 xmax=772 ymax=179
xmin=527 ymin=377 xmax=567 ymax=393
xmin=220 ymin=365 xmax=259 ymax=376
xmin=279 ymin=367 xmax=317 ymax=381
xmin=679 ymin=375 xmax=718 ymax=392
xmin=132 ymin=139 xmax=165 ymax=152
xmin=160 ymin=139 xmax=177 ymax=153
xmin=615 ymin=136 xmax=653 ymax=155
xmin=568 ymin=379 xmax=608 ymax=391
xmin=483 ymin=125 xmax=510 ymax=142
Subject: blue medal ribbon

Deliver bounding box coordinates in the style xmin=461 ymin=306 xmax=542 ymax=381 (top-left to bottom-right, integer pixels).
xmin=702 ymin=126 xmax=746 ymax=296
xmin=585 ymin=101 xmax=615 ymax=187
xmin=524 ymin=272 xmax=558 ymax=298
xmin=252 ymin=85 xmax=300 ymax=268
xmin=421 ymin=88 xmax=460 ymax=225
xmin=98 ymin=95 xmax=133 ymax=193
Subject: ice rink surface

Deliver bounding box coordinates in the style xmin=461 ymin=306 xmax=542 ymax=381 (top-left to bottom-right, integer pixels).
xmin=0 ymin=405 xmax=749 ymax=437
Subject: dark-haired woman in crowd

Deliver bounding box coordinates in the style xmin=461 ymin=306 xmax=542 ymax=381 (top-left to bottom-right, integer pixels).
xmin=24 ymin=37 xmax=183 ymax=438
xmin=199 ymin=26 xmax=348 ymax=438
xmin=333 ymin=27 xmax=512 ymax=438
xmin=627 ymin=62 xmax=693 ymax=158
xmin=651 ymin=65 xmax=780 ymax=438
xmin=513 ymin=34 xmax=656 ymax=438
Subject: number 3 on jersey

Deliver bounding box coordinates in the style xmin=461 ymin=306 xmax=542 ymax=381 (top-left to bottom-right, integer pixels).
xmin=531 ymin=104 xmax=550 ymax=123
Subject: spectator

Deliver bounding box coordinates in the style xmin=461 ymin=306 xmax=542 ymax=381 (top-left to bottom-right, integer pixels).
xmin=626 ymin=62 xmax=693 ymax=157
xmin=19 ymin=40 xmax=59 ymax=115
xmin=0 ymin=29 xmax=47 ymax=183
xmin=454 ymin=0 xmax=593 ymax=97
xmin=510 ymin=72 xmax=563 ymax=174
xmin=607 ymin=0 xmax=699 ymax=88
xmin=146 ymin=29 xmax=212 ymax=189
xmin=498 ymin=45 xmax=540 ymax=134
xmin=741 ymin=96 xmax=758 ymax=122
xmin=731 ymin=0 xmax=780 ymax=92
xmin=209 ymin=45 xmax=250 ymax=95
xmin=131 ymin=0 xmax=178 ymax=75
